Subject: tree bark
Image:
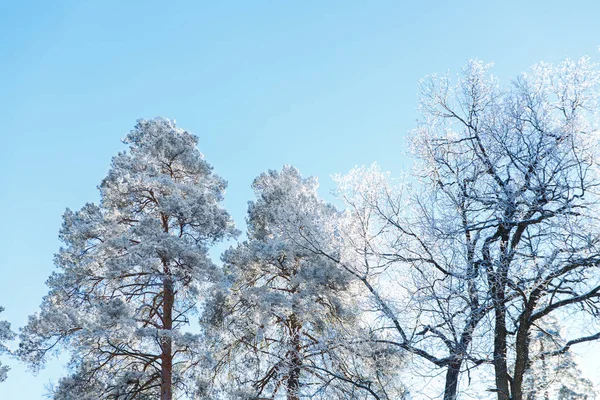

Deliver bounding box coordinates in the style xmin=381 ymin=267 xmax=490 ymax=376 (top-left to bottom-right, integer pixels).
xmin=492 ymin=287 xmax=510 ymax=400
xmin=161 ymin=277 xmax=174 ymax=400
xmin=511 ymin=323 xmax=530 ymax=400
xmin=511 ymin=293 xmax=539 ymax=400
xmin=287 ymin=313 xmax=302 ymax=400
xmin=443 ymin=361 xmax=462 ymax=400
xmin=161 ymin=214 xmax=173 ymax=400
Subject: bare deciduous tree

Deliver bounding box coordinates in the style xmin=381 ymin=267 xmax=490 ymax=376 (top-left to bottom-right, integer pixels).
xmin=305 ymin=57 xmax=600 ymax=400
xmin=415 ymin=57 xmax=600 ymax=400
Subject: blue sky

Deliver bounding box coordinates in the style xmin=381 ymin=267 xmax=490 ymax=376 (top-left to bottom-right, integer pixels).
xmin=2 ymin=0 xmax=600 ymax=397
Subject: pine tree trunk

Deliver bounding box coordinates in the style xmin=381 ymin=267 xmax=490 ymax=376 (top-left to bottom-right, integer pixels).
xmin=161 ymin=277 xmax=174 ymax=400
xmin=161 ymin=214 xmax=173 ymax=400
xmin=287 ymin=314 xmax=302 ymax=400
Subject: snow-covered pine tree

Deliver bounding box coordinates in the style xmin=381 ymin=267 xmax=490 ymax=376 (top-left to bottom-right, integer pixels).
xmin=0 ymin=306 xmax=15 ymax=383
xmin=523 ymin=317 xmax=597 ymax=400
xmin=211 ymin=166 xmax=391 ymax=399
xmin=18 ymin=118 xmax=237 ymax=400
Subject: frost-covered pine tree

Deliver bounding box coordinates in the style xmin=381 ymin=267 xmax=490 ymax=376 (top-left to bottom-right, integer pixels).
xmin=523 ymin=317 xmax=597 ymax=400
xmin=18 ymin=118 xmax=237 ymax=400
xmin=0 ymin=306 xmax=15 ymax=383
xmin=210 ymin=167 xmax=390 ymax=399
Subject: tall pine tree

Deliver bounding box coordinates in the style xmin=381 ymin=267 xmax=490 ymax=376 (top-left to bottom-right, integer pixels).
xmin=19 ymin=118 xmax=237 ymax=399
xmin=209 ymin=167 xmax=401 ymax=399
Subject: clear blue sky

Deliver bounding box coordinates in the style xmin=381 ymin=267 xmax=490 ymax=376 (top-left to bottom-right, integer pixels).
xmin=2 ymin=1 xmax=600 ymax=397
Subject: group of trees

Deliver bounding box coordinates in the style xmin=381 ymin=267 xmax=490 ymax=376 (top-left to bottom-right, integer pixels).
xmin=322 ymin=57 xmax=600 ymax=400
xmin=3 ymin=56 xmax=600 ymax=399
